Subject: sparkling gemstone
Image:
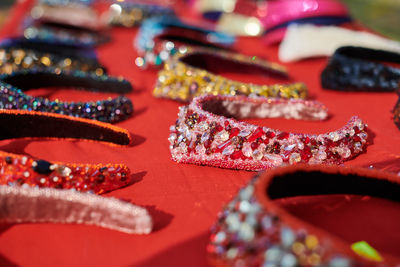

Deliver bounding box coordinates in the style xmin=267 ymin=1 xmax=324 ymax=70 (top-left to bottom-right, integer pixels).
xmin=215 ymin=130 xmax=229 ymax=142
xmin=168 ymin=133 xmax=177 ymax=144
xmin=201 ymin=132 xmax=210 ymax=143
xmin=242 ymin=144 xmax=253 ymax=157
xmin=222 ymin=145 xmax=235 ymax=156
xmin=226 ymin=248 xmax=238 ymax=259
xmin=289 ymin=153 xmax=301 ymax=164
xmin=238 ymin=222 xmax=255 ymax=241
xmin=32 ymin=160 xmax=52 ymax=174
xmin=264 ymin=246 xmax=282 ymax=263
xmin=252 ymin=149 xmax=263 ymax=160
xmin=280 ymin=253 xmax=297 ymax=267
xmin=329 ymin=257 xmax=351 ymax=267
xmin=239 ymin=185 xmax=254 ymax=200
xmin=56 ymin=166 xmax=72 ymax=177
xmin=329 ymin=132 xmax=340 ymax=142
xmin=214 ymin=231 xmax=226 ymax=244
xmin=226 ymin=213 xmax=240 ymax=232
xmin=342 ymin=147 xmax=351 ymax=158
xmin=263 ymin=154 xmax=283 ymax=166
xmin=230 ymin=150 xmax=243 ymax=160
xmin=358 ymin=132 xmax=367 ymax=140
xmin=238 ymin=129 xmax=251 ymax=137
xmin=281 ymin=227 xmax=295 ymax=247
xmin=239 ymin=201 xmax=251 ymax=213
xmin=316 ymin=151 xmax=327 ymax=161
xmin=283 ymin=144 xmax=296 ymax=151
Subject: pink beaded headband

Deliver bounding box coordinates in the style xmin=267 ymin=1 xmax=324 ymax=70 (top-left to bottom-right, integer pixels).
xmin=169 ymin=95 xmax=369 ymax=171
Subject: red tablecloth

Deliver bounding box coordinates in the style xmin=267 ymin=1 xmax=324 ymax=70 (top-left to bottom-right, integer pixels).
xmin=0 ymin=1 xmax=399 ymax=266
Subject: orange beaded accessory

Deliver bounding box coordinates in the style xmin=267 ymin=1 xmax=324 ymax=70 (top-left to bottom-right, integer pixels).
xmin=0 ymin=109 xmax=132 ymax=194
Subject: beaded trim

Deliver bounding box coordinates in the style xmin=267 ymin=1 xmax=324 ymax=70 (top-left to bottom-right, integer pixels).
xmin=0 ymin=185 xmax=152 ymax=234
xmin=0 ymin=109 xmax=132 ymax=194
xmin=169 ymin=95 xmax=368 ymax=171
xmin=208 ymin=165 xmax=400 ymax=266
xmin=0 ymin=68 xmax=133 ymax=123
xmin=134 ymin=17 xmax=235 ymax=68
xmin=0 ymin=47 xmax=105 ymax=74
xmin=23 ymin=23 xmax=109 ymax=47
xmin=107 ymin=2 xmax=175 ymax=28
xmin=154 ymin=48 xmax=308 ymax=102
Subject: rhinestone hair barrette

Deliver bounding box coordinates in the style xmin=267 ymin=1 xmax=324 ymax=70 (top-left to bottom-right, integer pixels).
xmin=154 ymin=47 xmax=308 ymax=102
xmin=0 ymin=67 xmax=133 ymax=123
xmin=134 ymin=16 xmax=235 ymax=68
xmin=0 ymin=185 xmax=152 ymax=234
xmin=208 ymin=164 xmax=400 ymax=266
xmin=169 ymin=95 xmax=368 ymax=171
xmin=0 ymin=109 xmax=132 ymax=194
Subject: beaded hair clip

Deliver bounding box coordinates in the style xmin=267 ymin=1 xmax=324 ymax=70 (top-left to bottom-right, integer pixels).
xmin=208 ymin=164 xmax=400 ymax=266
xmin=107 ymin=1 xmax=175 ymax=28
xmin=0 ymin=185 xmax=152 ymax=234
xmin=134 ymin=17 xmax=235 ymax=68
xmin=169 ymin=95 xmax=368 ymax=171
xmin=321 ymin=46 xmax=400 ymax=92
xmin=0 ymin=67 xmax=133 ymax=123
xmin=0 ymin=109 xmax=132 ymax=194
xmin=154 ymin=47 xmax=308 ymax=102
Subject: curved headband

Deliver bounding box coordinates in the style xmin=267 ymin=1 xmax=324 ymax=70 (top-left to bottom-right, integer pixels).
xmin=0 ymin=109 xmax=132 ymax=194
xmin=0 ymin=68 xmax=133 ymax=123
xmin=169 ymin=95 xmax=368 ymax=170
xmin=321 ymin=46 xmax=400 ymax=92
xmin=154 ymin=47 xmax=307 ymax=102
xmin=0 ymin=185 xmax=152 ymax=234
xmin=208 ymin=164 xmax=400 ymax=266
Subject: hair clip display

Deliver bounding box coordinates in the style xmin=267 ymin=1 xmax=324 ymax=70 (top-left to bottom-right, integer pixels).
xmin=154 ymin=48 xmax=307 ymax=102
xmin=0 ymin=47 xmax=105 ymax=74
xmin=107 ymin=1 xmax=175 ymax=28
xmin=278 ymin=24 xmax=400 ymax=62
xmin=321 ymin=46 xmax=400 ymax=92
xmin=208 ymin=165 xmax=400 ymax=266
xmin=0 ymin=109 xmax=132 ymax=194
xmin=23 ymin=23 xmax=110 ymax=47
xmin=0 ymin=185 xmax=152 ymax=234
xmin=0 ymin=68 xmax=133 ymax=123
xmin=169 ymin=95 xmax=368 ymax=171
xmin=135 ymin=17 xmax=235 ymax=68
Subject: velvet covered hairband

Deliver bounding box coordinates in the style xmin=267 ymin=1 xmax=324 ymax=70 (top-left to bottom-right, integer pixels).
xmin=169 ymin=95 xmax=368 ymax=170
xmin=0 ymin=67 xmax=133 ymax=123
xmin=208 ymin=164 xmax=400 ymax=266
xmin=0 ymin=109 xmax=132 ymax=194
xmin=154 ymin=47 xmax=308 ymax=102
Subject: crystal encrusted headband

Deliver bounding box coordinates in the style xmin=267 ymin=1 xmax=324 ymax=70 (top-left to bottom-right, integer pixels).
xmin=169 ymin=95 xmax=368 ymax=170
xmin=154 ymin=48 xmax=308 ymax=102
xmin=0 ymin=109 xmax=132 ymax=194
xmin=208 ymin=165 xmax=400 ymax=266
xmin=134 ymin=17 xmax=235 ymax=68
xmin=0 ymin=185 xmax=152 ymax=234
xmin=0 ymin=68 xmax=133 ymax=123
xmin=321 ymin=46 xmax=400 ymax=92
xmin=0 ymin=47 xmax=105 ymax=74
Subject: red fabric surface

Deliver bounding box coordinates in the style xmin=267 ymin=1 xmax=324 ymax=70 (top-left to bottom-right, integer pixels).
xmin=0 ymin=1 xmax=400 ymax=266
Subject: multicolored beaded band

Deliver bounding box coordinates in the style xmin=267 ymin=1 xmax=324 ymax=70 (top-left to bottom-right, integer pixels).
xmin=0 ymin=185 xmax=152 ymax=234
xmin=154 ymin=48 xmax=308 ymax=102
xmin=208 ymin=165 xmax=400 ymax=266
xmin=0 ymin=47 xmax=105 ymax=75
xmin=0 ymin=68 xmax=133 ymax=123
xmin=169 ymin=95 xmax=368 ymax=171
xmin=0 ymin=109 xmax=132 ymax=194
xmin=134 ymin=17 xmax=235 ymax=68
xmin=321 ymin=46 xmax=400 ymax=92
xmin=107 ymin=1 xmax=175 ymax=28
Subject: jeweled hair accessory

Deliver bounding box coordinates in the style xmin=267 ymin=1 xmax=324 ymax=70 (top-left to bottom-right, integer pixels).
xmin=0 ymin=47 xmax=105 ymax=74
xmin=0 ymin=185 xmax=152 ymax=234
xmin=23 ymin=23 xmax=110 ymax=47
xmin=0 ymin=68 xmax=133 ymax=123
xmin=208 ymin=165 xmax=400 ymax=266
xmin=0 ymin=109 xmax=132 ymax=194
xmin=154 ymin=48 xmax=308 ymax=102
xmin=107 ymin=1 xmax=175 ymax=27
xmin=134 ymin=17 xmax=235 ymax=68
xmin=279 ymin=24 xmax=400 ymax=62
xmin=321 ymin=46 xmax=400 ymax=92
xmin=169 ymin=95 xmax=368 ymax=171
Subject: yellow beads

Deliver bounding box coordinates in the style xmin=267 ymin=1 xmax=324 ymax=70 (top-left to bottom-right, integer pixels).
xmin=154 ymin=48 xmax=308 ymax=102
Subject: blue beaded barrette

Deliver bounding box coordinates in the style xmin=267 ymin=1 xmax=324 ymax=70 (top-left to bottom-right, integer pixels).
xmin=134 ymin=16 xmax=236 ymax=68
xmin=0 ymin=68 xmax=133 ymax=124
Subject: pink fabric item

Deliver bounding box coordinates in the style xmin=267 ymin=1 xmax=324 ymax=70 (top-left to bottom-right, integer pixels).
xmin=0 ymin=185 xmax=152 ymax=234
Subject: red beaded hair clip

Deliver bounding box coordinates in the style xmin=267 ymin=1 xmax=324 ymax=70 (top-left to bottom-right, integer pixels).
xmin=0 ymin=109 xmax=132 ymax=194
xmin=169 ymin=95 xmax=369 ymax=170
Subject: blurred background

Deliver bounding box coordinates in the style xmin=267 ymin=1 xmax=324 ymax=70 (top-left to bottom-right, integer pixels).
xmin=0 ymin=0 xmax=400 ymax=40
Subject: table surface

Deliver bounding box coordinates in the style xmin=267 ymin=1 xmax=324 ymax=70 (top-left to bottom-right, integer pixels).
xmin=0 ymin=1 xmax=399 ymax=266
